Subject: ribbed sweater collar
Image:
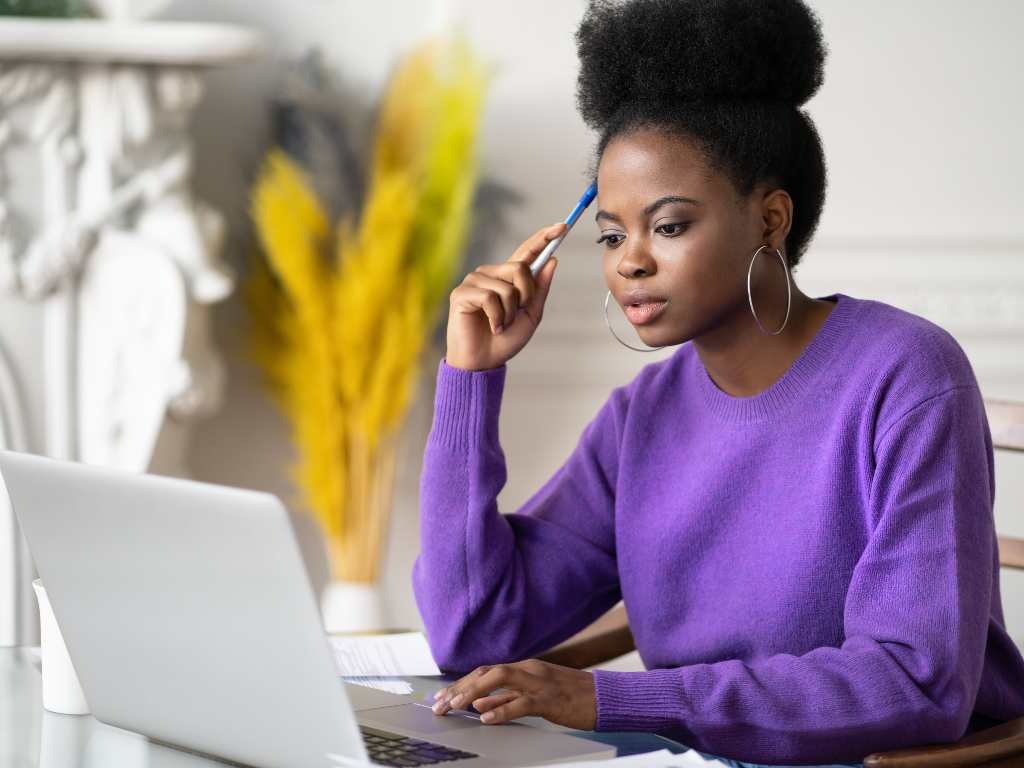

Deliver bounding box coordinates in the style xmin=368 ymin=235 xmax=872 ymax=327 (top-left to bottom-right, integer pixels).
xmin=694 ymin=292 xmax=858 ymax=423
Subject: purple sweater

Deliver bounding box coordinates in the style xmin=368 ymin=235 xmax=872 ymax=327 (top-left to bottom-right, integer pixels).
xmin=412 ymin=292 xmax=1024 ymax=765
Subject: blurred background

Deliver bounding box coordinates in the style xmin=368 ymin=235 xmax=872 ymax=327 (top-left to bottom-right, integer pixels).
xmin=0 ymin=0 xmax=1021 ymax=666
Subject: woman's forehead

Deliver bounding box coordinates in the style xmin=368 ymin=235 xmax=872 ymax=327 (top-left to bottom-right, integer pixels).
xmin=597 ymin=131 xmax=727 ymax=210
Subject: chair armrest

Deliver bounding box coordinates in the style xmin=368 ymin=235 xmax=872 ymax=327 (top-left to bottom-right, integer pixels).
xmin=537 ymin=625 xmax=636 ymax=670
xmin=998 ymin=535 xmax=1024 ymax=570
xmin=536 ymin=603 xmax=636 ymax=669
xmin=863 ymin=716 xmax=1024 ymax=767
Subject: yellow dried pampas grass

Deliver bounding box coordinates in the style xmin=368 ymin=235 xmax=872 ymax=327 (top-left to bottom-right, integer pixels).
xmin=245 ymin=35 xmax=489 ymax=583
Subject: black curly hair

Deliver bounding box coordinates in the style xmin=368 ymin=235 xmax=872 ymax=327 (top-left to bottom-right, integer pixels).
xmin=575 ymin=0 xmax=829 ymax=268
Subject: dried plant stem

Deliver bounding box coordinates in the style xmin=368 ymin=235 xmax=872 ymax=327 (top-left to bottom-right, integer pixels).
xmin=333 ymin=430 xmax=399 ymax=583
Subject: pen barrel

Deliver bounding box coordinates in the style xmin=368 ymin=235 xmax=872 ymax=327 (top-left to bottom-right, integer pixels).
xmin=529 ymin=181 xmax=596 ymax=278
xmin=530 ymin=232 xmax=567 ymax=277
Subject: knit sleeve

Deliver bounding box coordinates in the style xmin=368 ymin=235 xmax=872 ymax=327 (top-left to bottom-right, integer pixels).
xmin=591 ymin=384 xmax=998 ymax=765
xmin=412 ymin=358 xmax=625 ymax=674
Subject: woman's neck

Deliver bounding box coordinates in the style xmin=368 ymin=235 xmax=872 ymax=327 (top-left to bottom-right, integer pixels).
xmin=693 ymin=287 xmax=836 ymax=398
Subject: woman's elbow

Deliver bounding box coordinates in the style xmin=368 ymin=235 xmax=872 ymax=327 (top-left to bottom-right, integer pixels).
xmin=411 ymin=559 xmax=483 ymax=674
xmin=913 ymin=674 xmax=974 ymax=746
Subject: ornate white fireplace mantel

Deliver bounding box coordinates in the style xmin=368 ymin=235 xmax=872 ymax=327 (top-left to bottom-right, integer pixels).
xmin=0 ymin=17 xmax=262 ymax=646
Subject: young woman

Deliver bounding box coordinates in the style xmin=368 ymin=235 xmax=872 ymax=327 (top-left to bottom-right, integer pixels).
xmin=412 ymin=1 xmax=1024 ymax=766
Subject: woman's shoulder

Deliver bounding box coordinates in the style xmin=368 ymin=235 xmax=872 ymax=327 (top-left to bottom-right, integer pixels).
xmin=846 ymin=293 xmax=978 ymax=386
xmin=831 ymin=293 xmax=983 ymax=437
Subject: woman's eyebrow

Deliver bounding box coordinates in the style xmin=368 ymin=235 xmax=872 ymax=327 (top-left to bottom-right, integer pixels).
xmin=595 ymin=195 xmax=702 ymax=224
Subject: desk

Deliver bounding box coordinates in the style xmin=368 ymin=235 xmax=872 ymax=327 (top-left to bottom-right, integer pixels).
xmin=3 ymin=645 xmax=311 ymax=768
xmin=1 ymin=647 xmax=683 ymax=768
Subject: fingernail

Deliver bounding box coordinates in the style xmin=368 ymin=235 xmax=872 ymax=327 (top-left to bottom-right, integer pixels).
xmin=450 ymin=694 xmax=464 ymax=708
xmin=481 ymin=712 xmax=495 ymax=723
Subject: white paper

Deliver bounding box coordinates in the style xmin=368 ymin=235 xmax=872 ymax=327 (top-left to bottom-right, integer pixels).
xmin=522 ymin=748 xmax=731 ymax=768
xmin=329 ymin=631 xmax=441 ymax=676
xmin=342 ymin=676 xmax=415 ymax=695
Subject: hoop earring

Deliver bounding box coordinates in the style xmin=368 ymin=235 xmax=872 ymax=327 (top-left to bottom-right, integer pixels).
xmin=604 ymin=290 xmax=667 ymax=352
xmin=747 ymin=245 xmax=792 ymax=336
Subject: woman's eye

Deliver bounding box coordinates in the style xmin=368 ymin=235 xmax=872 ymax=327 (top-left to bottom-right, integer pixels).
xmin=596 ymin=233 xmax=624 ymax=247
xmin=656 ymin=222 xmax=689 ymax=236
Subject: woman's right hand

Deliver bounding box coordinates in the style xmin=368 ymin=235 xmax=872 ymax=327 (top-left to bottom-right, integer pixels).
xmin=445 ymin=222 xmax=566 ymax=372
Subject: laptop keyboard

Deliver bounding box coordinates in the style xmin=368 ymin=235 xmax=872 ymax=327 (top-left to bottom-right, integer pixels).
xmin=360 ymin=724 xmax=479 ymax=765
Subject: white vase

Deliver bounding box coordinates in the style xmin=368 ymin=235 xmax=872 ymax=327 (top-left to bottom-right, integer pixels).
xmin=321 ymin=580 xmax=385 ymax=634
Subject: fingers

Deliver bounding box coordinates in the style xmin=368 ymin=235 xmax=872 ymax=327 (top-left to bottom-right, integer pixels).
xmin=432 ymin=664 xmax=533 ymax=715
xmin=510 ymin=223 xmax=567 ymax=267
xmin=454 ymin=284 xmax=509 ymax=335
xmin=529 ymin=257 xmax=557 ymax=317
xmin=469 ymin=690 xmax=519 ymax=714
xmin=449 ymin=223 xmax=564 ymax=337
xmin=479 ymin=694 xmax=536 ymax=724
xmin=474 ymin=261 xmax=536 ymax=314
xmin=432 ymin=665 xmax=491 ymax=709
xmin=463 ymin=271 xmax=521 ymax=331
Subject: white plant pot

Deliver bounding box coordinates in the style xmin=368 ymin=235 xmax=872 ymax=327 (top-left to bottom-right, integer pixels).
xmin=321 ymin=580 xmax=385 ymax=634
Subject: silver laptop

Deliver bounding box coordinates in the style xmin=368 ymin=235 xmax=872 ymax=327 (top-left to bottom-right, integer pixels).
xmin=0 ymin=450 xmax=614 ymax=768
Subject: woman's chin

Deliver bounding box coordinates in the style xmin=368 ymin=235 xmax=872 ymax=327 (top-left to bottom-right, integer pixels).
xmin=633 ymin=327 xmax=670 ymax=348
xmin=634 ymin=322 xmax=689 ymax=348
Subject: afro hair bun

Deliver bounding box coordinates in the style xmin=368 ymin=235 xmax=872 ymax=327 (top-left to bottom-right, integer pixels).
xmin=575 ymin=0 xmax=828 ymax=130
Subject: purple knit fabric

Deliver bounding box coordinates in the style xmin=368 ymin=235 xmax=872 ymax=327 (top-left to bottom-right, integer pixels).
xmin=412 ymin=292 xmax=1024 ymax=765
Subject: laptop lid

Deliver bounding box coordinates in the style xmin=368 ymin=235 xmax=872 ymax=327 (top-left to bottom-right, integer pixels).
xmin=0 ymin=449 xmax=367 ymax=768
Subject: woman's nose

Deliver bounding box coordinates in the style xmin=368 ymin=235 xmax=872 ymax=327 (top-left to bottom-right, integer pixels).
xmin=616 ymin=247 xmax=656 ymax=279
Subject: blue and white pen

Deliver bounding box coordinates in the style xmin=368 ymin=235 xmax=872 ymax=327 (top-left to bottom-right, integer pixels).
xmin=529 ymin=180 xmax=598 ymax=278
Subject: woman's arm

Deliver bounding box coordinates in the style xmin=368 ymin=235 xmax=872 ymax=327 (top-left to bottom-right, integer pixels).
xmin=588 ymin=384 xmax=1004 ymax=765
xmin=412 ymin=358 xmax=627 ymax=674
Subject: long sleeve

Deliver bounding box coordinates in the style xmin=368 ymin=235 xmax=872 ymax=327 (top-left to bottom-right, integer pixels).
xmin=412 ymin=358 xmax=626 ymax=674
xmin=591 ymin=384 xmax=998 ymax=765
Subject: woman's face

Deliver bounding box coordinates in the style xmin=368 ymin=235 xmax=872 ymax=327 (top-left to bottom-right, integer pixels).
xmin=595 ymin=127 xmax=774 ymax=347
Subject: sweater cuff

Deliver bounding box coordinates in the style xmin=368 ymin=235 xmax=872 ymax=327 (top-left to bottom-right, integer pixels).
xmin=429 ymin=357 xmax=507 ymax=451
xmin=592 ymin=668 xmax=692 ymax=733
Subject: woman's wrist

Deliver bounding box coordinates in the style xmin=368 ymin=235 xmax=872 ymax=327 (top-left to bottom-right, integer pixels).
xmin=430 ymin=358 xmax=507 ymax=451
xmin=443 ymin=355 xmax=506 ymax=373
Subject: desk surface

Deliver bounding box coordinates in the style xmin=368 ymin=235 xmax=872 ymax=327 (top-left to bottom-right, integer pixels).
xmin=0 ymin=646 xmax=600 ymax=768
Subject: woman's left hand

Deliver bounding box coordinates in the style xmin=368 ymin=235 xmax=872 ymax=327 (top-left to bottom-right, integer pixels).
xmin=431 ymin=659 xmax=597 ymax=730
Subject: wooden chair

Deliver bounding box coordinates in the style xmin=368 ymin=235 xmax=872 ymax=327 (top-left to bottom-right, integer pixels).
xmin=538 ymin=398 xmax=1024 ymax=767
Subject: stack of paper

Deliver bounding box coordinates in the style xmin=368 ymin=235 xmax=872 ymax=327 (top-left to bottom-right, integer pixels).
xmin=329 ymin=631 xmax=441 ymax=694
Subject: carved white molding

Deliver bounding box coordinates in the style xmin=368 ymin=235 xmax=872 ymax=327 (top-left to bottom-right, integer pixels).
xmin=0 ymin=342 xmax=34 ymax=647
xmin=78 ymin=229 xmax=187 ymax=470
xmin=0 ymin=20 xmax=262 ymax=66
xmin=88 ymin=0 xmax=172 ymax=21
xmin=0 ymin=18 xmax=262 ymax=646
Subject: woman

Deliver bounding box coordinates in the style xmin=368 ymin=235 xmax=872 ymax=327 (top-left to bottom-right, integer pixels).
xmin=412 ymin=1 xmax=1024 ymax=766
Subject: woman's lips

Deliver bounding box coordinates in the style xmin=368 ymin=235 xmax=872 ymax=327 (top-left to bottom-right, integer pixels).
xmin=624 ymin=300 xmax=669 ymax=325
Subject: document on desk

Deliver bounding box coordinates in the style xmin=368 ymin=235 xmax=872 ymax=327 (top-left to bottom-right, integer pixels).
xmin=522 ymin=748 xmax=730 ymax=767
xmin=330 ymin=631 xmax=441 ymax=694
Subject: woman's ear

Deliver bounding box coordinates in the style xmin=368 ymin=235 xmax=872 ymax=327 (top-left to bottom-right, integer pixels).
xmin=759 ymin=188 xmax=794 ymax=250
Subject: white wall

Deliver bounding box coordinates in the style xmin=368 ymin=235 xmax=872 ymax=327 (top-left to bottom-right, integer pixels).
xmin=141 ymin=0 xmax=1024 ymax=647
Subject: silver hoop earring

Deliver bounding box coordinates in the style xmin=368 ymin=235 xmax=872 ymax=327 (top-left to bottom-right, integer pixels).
xmin=746 ymin=245 xmax=792 ymax=336
xmin=604 ymin=290 xmax=667 ymax=352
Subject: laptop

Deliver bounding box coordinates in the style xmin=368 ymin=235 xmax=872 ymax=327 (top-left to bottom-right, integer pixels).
xmin=0 ymin=450 xmax=615 ymax=768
